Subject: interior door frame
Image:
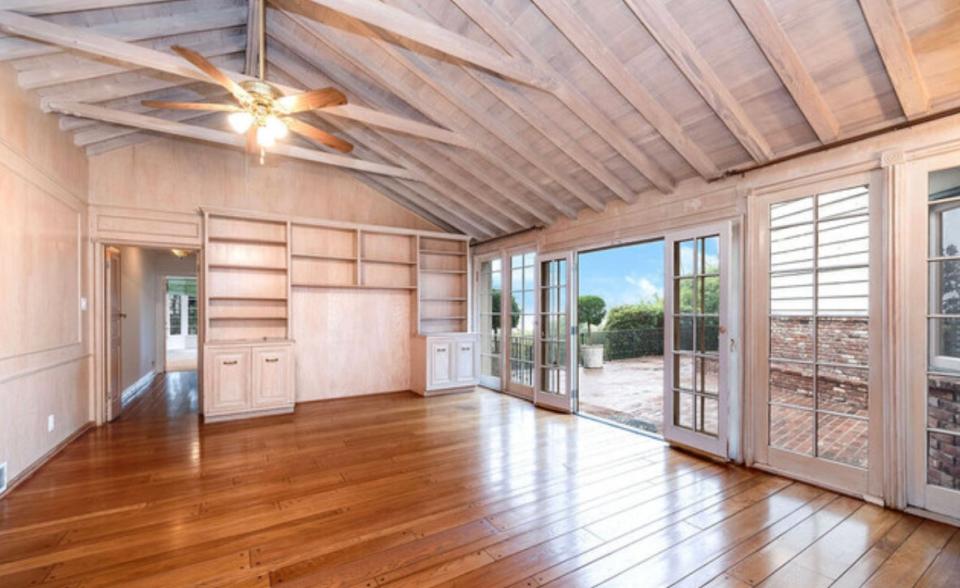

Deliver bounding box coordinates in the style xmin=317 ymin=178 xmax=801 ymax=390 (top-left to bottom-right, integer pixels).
xmin=747 ymin=169 xmax=885 ymax=499
xmin=105 ymin=247 xmax=123 ymax=421
xmin=662 ymin=221 xmax=733 ymax=458
xmin=473 ymin=251 xmax=505 ymax=391
xmin=903 ymin=151 xmax=960 ymax=519
xmin=93 ymin=241 xmax=202 ymax=425
xmin=534 ymin=250 xmax=576 ymax=413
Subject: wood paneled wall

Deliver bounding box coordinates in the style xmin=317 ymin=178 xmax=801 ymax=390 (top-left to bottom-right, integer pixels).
xmin=87 ymin=137 xmax=440 ymax=232
xmin=0 ymin=63 xmax=91 ymax=487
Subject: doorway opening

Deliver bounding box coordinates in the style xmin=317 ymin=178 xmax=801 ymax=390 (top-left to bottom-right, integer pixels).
xmin=165 ymin=276 xmax=198 ymax=372
xmin=102 ymin=244 xmax=199 ymax=421
xmin=576 ymin=240 xmax=666 ymax=435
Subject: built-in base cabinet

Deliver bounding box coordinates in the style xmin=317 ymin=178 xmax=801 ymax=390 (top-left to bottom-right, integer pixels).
xmin=204 ymin=341 xmax=295 ymax=421
xmin=411 ymin=333 xmax=478 ymax=395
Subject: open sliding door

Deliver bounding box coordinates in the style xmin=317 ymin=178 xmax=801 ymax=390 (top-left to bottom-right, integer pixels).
xmin=535 ymin=252 xmax=575 ymax=412
xmin=663 ymin=224 xmax=731 ymax=458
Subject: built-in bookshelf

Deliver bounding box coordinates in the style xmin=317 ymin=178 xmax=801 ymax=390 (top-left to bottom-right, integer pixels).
xmin=203 ymin=209 xmax=472 ymax=338
xmin=204 ymin=213 xmax=290 ymax=342
xmin=418 ymin=237 xmax=469 ymax=334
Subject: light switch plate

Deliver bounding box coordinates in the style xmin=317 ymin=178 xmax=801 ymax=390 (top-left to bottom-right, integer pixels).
xmin=80 ymin=297 xmax=88 ymax=311
xmin=47 ymin=414 xmax=55 ymax=433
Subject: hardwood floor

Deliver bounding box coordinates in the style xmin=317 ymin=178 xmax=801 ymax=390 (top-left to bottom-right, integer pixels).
xmin=0 ymin=373 xmax=957 ymax=587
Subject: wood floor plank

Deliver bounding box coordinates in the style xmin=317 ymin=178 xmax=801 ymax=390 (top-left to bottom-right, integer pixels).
xmin=0 ymin=372 xmax=955 ymax=588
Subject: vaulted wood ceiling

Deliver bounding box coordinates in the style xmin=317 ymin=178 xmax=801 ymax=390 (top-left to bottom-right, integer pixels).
xmin=1 ymin=0 xmax=958 ymax=238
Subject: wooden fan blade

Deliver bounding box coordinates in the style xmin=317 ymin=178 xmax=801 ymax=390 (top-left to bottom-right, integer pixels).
xmin=171 ymin=45 xmax=251 ymax=104
xmin=142 ymin=100 xmax=241 ymax=112
xmin=275 ymin=88 xmax=347 ymax=114
xmin=284 ymin=118 xmax=353 ymax=153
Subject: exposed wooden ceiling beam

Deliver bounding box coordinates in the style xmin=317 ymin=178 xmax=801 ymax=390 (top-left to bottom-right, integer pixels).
xmin=46 ymin=101 xmax=417 ymax=179
xmin=294 ymin=10 xmax=604 ymax=213
xmin=0 ymin=10 xmax=470 ymax=147
xmin=390 ymin=0 xmax=641 ymax=204
xmin=0 ymin=0 xmax=156 ymax=14
xmin=452 ymin=0 xmax=675 ymax=194
xmin=858 ymin=0 xmax=929 ymax=119
xmin=531 ymin=0 xmax=720 ymax=179
xmin=290 ymin=0 xmax=552 ymax=90
xmin=244 ymin=0 xmax=263 ymax=77
xmin=729 ymin=0 xmax=839 ymax=143
xmin=273 ymin=10 xmax=571 ymax=222
xmin=19 ymin=32 xmax=245 ymax=90
xmin=624 ymin=0 xmax=772 ymax=162
xmin=322 ymin=103 xmax=472 ymax=148
xmin=265 ymin=58 xmax=517 ymax=234
xmin=464 ymin=69 xmax=638 ymax=204
xmin=72 ymin=94 xmax=231 ymax=147
xmin=0 ymin=7 xmax=246 ymax=61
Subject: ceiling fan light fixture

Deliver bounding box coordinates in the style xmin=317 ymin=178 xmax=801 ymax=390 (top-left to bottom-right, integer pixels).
xmin=256 ymin=124 xmax=277 ymax=148
xmin=227 ymin=111 xmax=254 ymax=134
xmin=265 ymin=115 xmax=288 ymax=140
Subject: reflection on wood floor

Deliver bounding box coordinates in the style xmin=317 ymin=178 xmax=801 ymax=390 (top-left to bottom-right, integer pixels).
xmin=0 ymin=377 xmax=957 ymax=587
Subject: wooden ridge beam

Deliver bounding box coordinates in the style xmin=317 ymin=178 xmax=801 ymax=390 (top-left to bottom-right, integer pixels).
xmin=46 ymin=101 xmax=416 ymax=179
xmin=531 ymin=0 xmax=720 ymax=178
xmin=0 ymin=10 xmax=470 ymax=147
xmin=858 ymin=0 xmax=929 ymax=119
xmin=452 ymin=0 xmax=675 ymax=193
xmin=624 ymin=0 xmax=773 ymax=162
xmin=293 ymin=0 xmax=551 ymax=90
xmin=729 ymin=0 xmax=839 ymax=143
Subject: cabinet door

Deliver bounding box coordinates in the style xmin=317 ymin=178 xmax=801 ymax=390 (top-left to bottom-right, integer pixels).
xmin=209 ymin=349 xmax=250 ymax=413
xmin=454 ymin=339 xmax=476 ymax=384
xmin=252 ymin=346 xmax=293 ymax=408
xmin=429 ymin=340 xmax=454 ymax=388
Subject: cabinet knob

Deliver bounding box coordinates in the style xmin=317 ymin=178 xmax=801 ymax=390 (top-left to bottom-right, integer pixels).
xmin=223 ymin=360 xmax=238 ymax=365
xmin=265 ymin=357 xmax=279 ymax=363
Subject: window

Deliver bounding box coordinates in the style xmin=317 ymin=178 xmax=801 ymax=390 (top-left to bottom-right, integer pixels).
xmin=539 ymin=258 xmax=568 ymax=395
xmin=510 ymin=252 xmax=536 ymax=387
xmin=479 ymin=258 xmax=502 ymax=380
xmin=926 ymin=167 xmax=960 ymax=490
xmin=767 ymin=186 xmax=870 ymax=468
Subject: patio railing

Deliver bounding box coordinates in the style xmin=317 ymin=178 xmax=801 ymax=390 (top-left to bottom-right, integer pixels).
xmin=579 ymin=328 xmax=664 ymax=361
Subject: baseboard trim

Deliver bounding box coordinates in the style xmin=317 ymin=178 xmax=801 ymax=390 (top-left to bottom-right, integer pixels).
xmin=0 ymin=421 xmax=94 ymax=501
xmin=203 ymin=406 xmax=294 ymax=423
xmin=121 ymin=369 xmax=156 ymax=405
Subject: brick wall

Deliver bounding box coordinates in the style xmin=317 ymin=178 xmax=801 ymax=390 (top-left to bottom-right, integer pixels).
xmin=928 ymin=377 xmax=960 ymax=490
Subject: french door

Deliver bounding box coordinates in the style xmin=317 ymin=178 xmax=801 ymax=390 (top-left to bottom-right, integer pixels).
xmin=535 ymin=252 xmax=575 ymax=412
xmin=476 ymin=255 xmax=503 ymax=390
xmin=905 ymin=155 xmax=960 ymax=519
xmin=507 ymin=251 xmax=536 ymax=398
xmin=663 ymin=223 xmax=732 ymax=457
xmin=751 ymin=173 xmax=883 ymax=498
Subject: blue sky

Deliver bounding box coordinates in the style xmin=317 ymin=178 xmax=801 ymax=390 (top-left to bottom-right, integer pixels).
xmin=578 ymin=240 xmax=664 ymax=309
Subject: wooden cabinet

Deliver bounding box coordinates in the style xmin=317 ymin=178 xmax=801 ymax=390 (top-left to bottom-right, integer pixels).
xmin=208 ymin=348 xmax=250 ymax=413
xmin=411 ymin=333 xmax=478 ymax=396
xmin=252 ymin=346 xmax=294 ymax=409
xmin=204 ymin=341 xmax=295 ymax=421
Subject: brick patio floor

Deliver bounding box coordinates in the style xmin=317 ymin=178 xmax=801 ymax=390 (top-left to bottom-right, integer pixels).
xmin=578 ymin=356 xmax=665 ymax=435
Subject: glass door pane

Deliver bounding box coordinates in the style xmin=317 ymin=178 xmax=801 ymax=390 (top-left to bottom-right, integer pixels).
xmin=664 ymin=224 xmax=729 ymax=457
xmin=478 ymin=257 xmax=502 ymax=389
xmin=923 ymin=166 xmax=960 ymax=517
xmin=762 ymin=182 xmax=877 ymax=495
xmin=536 ymin=254 xmax=573 ymax=411
xmin=509 ymin=252 xmax=536 ymax=395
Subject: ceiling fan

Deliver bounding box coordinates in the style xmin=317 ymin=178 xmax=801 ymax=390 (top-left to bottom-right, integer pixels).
xmin=142 ymin=1 xmax=353 ymax=161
